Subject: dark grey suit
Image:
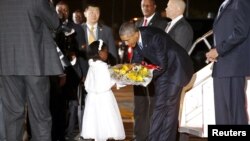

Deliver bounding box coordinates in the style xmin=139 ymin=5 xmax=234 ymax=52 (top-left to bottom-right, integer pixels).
xmin=132 ymin=27 xmax=193 ymax=141
xmin=212 ymin=0 xmax=250 ymax=124
xmin=82 ymin=23 xmax=118 ymax=65
xmin=0 ymin=79 xmax=6 ymax=141
xmin=0 ymin=0 xmax=63 ymax=141
xmin=134 ymin=13 xmax=168 ymax=141
xmin=167 ymin=17 xmax=193 ymax=52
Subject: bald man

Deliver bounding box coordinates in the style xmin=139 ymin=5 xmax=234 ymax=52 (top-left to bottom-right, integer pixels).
xmin=165 ymin=0 xmax=193 ymax=52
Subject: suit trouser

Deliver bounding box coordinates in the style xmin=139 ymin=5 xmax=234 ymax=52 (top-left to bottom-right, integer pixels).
xmin=148 ymin=81 xmax=182 ymax=141
xmin=50 ymin=76 xmax=67 ymax=141
xmin=0 ymin=76 xmax=51 ymax=141
xmin=134 ymin=82 xmax=155 ymax=141
xmin=0 ymin=78 xmax=7 ymax=141
xmin=66 ymin=100 xmax=79 ymax=138
xmin=213 ymin=77 xmax=248 ymax=124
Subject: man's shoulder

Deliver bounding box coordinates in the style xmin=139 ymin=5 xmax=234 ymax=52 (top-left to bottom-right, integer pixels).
xmin=135 ymin=18 xmax=143 ymax=27
xmin=98 ymin=23 xmax=111 ymax=30
xmin=151 ymin=13 xmax=169 ymax=23
xmin=175 ymin=18 xmax=193 ymax=30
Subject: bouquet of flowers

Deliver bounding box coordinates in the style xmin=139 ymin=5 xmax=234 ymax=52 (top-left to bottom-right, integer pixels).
xmin=109 ymin=63 xmax=155 ymax=87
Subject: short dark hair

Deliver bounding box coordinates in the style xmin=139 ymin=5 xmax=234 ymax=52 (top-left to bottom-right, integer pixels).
xmin=73 ymin=9 xmax=83 ymax=14
xmin=142 ymin=0 xmax=156 ymax=5
xmin=56 ymin=0 xmax=68 ymax=8
xmin=87 ymin=40 xmax=107 ymax=60
xmin=119 ymin=21 xmax=139 ymax=37
xmin=84 ymin=2 xmax=100 ymax=11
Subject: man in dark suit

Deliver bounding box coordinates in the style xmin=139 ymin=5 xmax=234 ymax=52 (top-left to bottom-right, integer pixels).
xmin=81 ymin=3 xmax=118 ymax=65
xmin=0 ymin=0 xmax=63 ymax=141
xmin=206 ymin=0 xmax=250 ymax=125
xmin=72 ymin=9 xmax=85 ymax=25
xmin=165 ymin=0 xmax=193 ymax=52
xmin=51 ymin=2 xmax=87 ymax=141
xmin=119 ymin=22 xmax=194 ymax=141
xmin=135 ymin=0 xmax=168 ymax=29
xmin=133 ymin=1 xmax=168 ymax=140
xmin=55 ymin=1 xmax=86 ymax=56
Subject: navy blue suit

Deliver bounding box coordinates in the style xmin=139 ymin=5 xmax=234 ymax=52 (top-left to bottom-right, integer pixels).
xmin=212 ymin=0 xmax=250 ymax=124
xmin=133 ymin=13 xmax=168 ymax=141
xmin=132 ymin=27 xmax=193 ymax=141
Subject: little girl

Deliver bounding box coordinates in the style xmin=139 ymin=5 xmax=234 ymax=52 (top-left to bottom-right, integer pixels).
xmin=80 ymin=40 xmax=125 ymax=141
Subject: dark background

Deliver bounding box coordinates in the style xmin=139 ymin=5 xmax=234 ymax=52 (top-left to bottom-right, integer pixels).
xmin=52 ymin=0 xmax=224 ymax=34
xmin=52 ymin=0 xmax=224 ymax=71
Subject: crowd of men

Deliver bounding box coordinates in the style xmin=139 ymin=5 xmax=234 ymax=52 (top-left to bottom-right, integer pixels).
xmin=2 ymin=0 xmax=248 ymax=141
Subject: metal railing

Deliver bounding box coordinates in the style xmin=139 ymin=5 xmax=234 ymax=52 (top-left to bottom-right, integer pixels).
xmin=188 ymin=30 xmax=213 ymax=55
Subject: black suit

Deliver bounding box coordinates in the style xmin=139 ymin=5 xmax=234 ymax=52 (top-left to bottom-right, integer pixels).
xmin=132 ymin=27 xmax=193 ymax=141
xmin=51 ymin=20 xmax=86 ymax=141
xmin=212 ymin=0 xmax=250 ymax=124
xmin=55 ymin=21 xmax=86 ymax=56
xmin=133 ymin=13 xmax=168 ymax=141
xmin=0 ymin=0 xmax=63 ymax=141
xmin=135 ymin=13 xmax=168 ymax=30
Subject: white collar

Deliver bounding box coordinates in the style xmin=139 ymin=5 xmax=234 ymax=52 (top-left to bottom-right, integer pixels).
xmin=139 ymin=31 xmax=142 ymax=44
xmin=86 ymin=23 xmax=98 ymax=29
xmin=167 ymin=15 xmax=183 ymax=32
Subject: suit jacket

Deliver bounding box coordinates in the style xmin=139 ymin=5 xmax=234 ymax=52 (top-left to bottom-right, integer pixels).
xmin=55 ymin=21 xmax=86 ymax=55
xmin=135 ymin=13 xmax=168 ymax=30
xmin=168 ymin=17 xmax=193 ymax=52
xmin=0 ymin=0 xmax=63 ymax=76
xmin=132 ymin=27 xmax=194 ymax=87
xmin=64 ymin=57 xmax=88 ymax=100
xmin=212 ymin=0 xmax=250 ymax=77
xmin=134 ymin=13 xmax=168 ymax=95
xmin=82 ymin=23 xmax=118 ymax=64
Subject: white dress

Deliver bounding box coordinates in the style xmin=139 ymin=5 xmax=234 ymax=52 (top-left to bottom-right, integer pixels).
xmin=81 ymin=59 xmax=125 ymax=141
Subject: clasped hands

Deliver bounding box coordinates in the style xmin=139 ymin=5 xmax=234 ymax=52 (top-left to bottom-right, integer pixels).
xmin=206 ymin=48 xmax=218 ymax=63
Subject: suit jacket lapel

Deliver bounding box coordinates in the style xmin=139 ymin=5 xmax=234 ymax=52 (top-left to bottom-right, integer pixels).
xmin=214 ymin=0 xmax=232 ymax=25
xmin=82 ymin=24 xmax=89 ymax=44
xmin=97 ymin=24 xmax=103 ymax=39
xmin=147 ymin=14 xmax=158 ymax=26
xmin=168 ymin=17 xmax=184 ymax=34
xmin=140 ymin=29 xmax=148 ymax=50
xmin=139 ymin=19 xmax=144 ymax=26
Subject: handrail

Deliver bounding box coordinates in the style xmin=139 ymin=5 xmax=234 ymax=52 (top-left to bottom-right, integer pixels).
xmin=188 ymin=30 xmax=213 ymax=55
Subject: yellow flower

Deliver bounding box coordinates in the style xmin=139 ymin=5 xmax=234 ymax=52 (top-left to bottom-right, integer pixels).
xmin=110 ymin=63 xmax=153 ymax=86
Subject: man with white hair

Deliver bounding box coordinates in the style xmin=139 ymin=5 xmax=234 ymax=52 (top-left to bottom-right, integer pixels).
xmin=165 ymin=0 xmax=193 ymax=52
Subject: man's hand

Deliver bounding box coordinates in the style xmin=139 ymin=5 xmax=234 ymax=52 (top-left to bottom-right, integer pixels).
xmin=206 ymin=48 xmax=218 ymax=63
